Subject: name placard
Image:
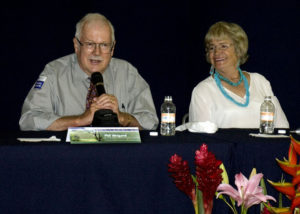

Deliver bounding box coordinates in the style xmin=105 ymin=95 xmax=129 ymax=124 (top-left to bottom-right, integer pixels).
xmin=66 ymin=127 xmax=141 ymax=144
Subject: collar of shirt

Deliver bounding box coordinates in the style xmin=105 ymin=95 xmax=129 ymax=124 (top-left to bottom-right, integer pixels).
xmin=71 ymin=54 xmax=89 ymax=83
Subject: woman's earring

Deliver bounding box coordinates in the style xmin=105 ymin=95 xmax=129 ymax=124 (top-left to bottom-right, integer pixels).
xmin=210 ymin=65 xmax=215 ymax=75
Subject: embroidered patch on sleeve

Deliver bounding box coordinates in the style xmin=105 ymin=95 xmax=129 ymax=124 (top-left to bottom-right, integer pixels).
xmin=34 ymin=76 xmax=47 ymax=89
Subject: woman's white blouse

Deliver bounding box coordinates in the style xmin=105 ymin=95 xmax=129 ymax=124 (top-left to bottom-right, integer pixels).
xmin=189 ymin=72 xmax=289 ymax=128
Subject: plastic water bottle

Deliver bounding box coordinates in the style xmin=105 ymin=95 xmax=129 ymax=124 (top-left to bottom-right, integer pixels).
xmin=260 ymin=96 xmax=275 ymax=134
xmin=160 ymin=96 xmax=176 ymax=136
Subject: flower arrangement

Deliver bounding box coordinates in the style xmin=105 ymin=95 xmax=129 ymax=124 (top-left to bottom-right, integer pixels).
xmin=265 ymin=135 xmax=300 ymax=213
xmin=168 ymin=143 xmax=278 ymax=214
xmin=168 ymin=144 xmax=223 ymax=214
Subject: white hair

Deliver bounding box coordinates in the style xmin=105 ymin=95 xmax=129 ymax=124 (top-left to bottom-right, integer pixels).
xmin=75 ymin=13 xmax=115 ymax=43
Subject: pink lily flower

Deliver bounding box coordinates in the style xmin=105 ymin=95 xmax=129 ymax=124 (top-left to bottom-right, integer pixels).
xmin=216 ymin=172 xmax=276 ymax=211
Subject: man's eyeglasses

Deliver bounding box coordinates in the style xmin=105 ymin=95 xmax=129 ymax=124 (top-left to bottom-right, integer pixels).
xmin=207 ymin=43 xmax=233 ymax=53
xmin=76 ymin=37 xmax=113 ymax=53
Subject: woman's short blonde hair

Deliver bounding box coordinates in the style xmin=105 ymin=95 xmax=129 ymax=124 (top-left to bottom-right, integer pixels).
xmin=204 ymin=21 xmax=249 ymax=65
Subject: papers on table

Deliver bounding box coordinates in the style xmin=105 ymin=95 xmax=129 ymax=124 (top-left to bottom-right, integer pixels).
xmin=249 ymin=133 xmax=290 ymax=138
xmin=17 ymin=136 xmax=61 ymax=142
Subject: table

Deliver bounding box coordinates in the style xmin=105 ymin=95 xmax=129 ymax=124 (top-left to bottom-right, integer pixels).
xmin=0 ymin=129 xmax=297 ymax=214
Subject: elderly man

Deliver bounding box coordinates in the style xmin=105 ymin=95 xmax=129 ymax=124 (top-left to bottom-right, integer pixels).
xmin=19 ymin=13 xmax=158 ymax=131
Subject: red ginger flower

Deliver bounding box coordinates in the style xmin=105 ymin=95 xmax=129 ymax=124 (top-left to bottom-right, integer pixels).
xmin=195 ymin=144 xmax=223 ymax=206
xmin=168 ymin=154 xmax=196 ymax=202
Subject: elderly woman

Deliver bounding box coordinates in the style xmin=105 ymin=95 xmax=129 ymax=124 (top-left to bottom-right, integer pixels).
xmin=189 ymin=21 xmax=289 ymax=128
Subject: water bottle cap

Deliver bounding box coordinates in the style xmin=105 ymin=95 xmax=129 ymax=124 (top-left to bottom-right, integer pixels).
xmin=164 ymin=96 xmax=173 ymax=101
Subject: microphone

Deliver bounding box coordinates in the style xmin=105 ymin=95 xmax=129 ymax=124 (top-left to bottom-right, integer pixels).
xmin=90 ymin=72 xmax=120 ymax=127
xmin=91 ymin=72 xmax=105 ymax=96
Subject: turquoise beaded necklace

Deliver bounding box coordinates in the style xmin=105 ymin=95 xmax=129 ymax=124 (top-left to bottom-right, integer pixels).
xmin=210 ymin=67 xmax=250 ymax=107
xmin=218 ymin=68 xmax=243 ymax=86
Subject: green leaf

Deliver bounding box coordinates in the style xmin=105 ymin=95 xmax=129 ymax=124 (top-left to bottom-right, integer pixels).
xmin=216 ymin=194 xmax=238 ymax=214
xmin=260 ymin=177 xmax=267 ymax=211
xmin=197 ymin=189 xmax=205 ymax=214
xmin=279 ymin=174 xmax=284 ymax=208
xmin=220 ymin=163 xmax=229 ymax=184
xmin=192 ymin=174 xmax=199 ymax=185
xmin=260 ymin=177 xmax=267 ymax=195
xmin=279 ymin=192 xmax=283 ymax=208
xmin=230 ymin=196 xmax=236 ymax=207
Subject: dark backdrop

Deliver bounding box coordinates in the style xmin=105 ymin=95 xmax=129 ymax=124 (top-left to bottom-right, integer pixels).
xmin=1 ymin=0 xmax=299 ymax=130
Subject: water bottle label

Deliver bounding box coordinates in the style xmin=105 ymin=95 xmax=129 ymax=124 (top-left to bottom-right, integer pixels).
xmin=161 ymin=113 xmax=175 ymax=123
xmin=260 ymin=112 xmax=274 ymax=121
